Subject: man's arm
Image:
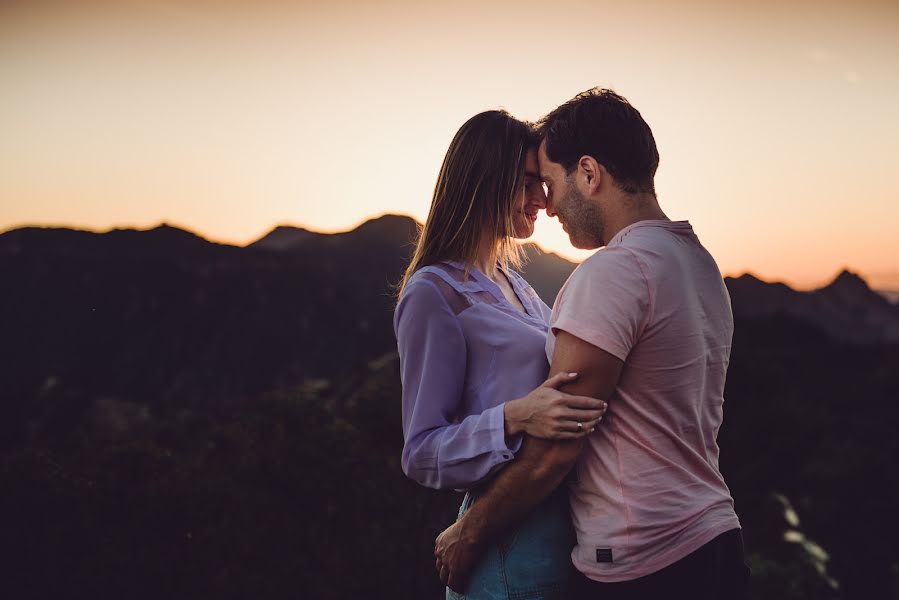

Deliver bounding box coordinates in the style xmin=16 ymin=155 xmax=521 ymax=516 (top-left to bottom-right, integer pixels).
xmin=434 ymin=329 xmax=624 ymax=590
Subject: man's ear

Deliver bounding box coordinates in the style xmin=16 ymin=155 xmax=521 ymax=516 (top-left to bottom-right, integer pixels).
xmin=577 ymin=155 xmax=602 ymax=194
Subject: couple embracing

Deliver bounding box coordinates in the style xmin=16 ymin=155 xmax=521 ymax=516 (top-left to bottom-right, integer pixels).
xmin=394 ymin=89 xmax=749 ymax=599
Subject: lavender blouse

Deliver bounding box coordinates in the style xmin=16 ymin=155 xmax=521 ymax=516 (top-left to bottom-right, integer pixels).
xmin=394 ymin=261 xmax=553 ymax=490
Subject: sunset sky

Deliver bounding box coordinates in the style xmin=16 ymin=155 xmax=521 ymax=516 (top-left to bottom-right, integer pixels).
xmin=1 ymin=0 xmax=897 ymax=290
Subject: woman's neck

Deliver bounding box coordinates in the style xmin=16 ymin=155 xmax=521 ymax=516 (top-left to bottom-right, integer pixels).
xmin=472 ymin=239 xmax=500 ymax=281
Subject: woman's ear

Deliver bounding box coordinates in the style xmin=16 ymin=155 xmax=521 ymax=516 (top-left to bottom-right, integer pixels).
xmin=577 ymin=155 xmax=601 ymax=194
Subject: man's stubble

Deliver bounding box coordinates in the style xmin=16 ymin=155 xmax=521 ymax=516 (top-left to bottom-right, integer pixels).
xmin=559 ymin=179 xmax=605 ymax=249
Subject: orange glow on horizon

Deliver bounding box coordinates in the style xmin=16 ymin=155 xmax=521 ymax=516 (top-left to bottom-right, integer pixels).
xmin=1 ymin=0 xmax=897 ymax=292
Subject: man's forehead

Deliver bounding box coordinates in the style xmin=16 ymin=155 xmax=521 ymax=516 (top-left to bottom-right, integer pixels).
xmin=537 ymin=140 xmax=554 ymax=179
xmin=537 ymin=139 xmax=549 ymax=158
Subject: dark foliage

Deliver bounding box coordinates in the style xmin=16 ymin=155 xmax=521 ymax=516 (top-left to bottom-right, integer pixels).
xmin=0 ymin=356 xmax=461 ymax=599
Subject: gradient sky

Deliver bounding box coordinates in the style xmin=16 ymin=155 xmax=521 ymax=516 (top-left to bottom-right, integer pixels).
xmin=1 ymin=0 xmax=898 ymax=289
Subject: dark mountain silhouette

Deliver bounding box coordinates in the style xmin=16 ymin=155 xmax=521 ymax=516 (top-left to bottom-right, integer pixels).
xmin=0 ymin=223 xmax=233 ymax=260
xmin=726 ymin=271 xmax=899 ymax=344
xmin=0 ymin=215 xmax=422 ymax=430
xmin=248 ymin=225 xmax=324 ymax=251
xmin=518 ymin=242 xmax=577 ymax=304
xmin=1 ymin=214 xmax=897 ymax=599
xmin=251 ymin=214 xmax=418 ymax=254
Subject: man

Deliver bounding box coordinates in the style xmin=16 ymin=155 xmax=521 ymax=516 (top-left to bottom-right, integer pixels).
xmin=434 ymin=89 xmax=749 ymax=599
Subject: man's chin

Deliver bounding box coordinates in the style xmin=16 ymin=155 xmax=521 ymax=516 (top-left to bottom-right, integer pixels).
xmin=568 ymin=233 xmax=601 ymax=250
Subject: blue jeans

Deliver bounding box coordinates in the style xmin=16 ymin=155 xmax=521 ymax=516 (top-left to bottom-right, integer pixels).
xmin=446 ymin=487 xmax=577 ymax=600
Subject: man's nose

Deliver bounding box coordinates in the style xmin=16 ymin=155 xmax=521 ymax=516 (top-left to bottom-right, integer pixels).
xmin=545 ymin=198 xmax=556 ymax=218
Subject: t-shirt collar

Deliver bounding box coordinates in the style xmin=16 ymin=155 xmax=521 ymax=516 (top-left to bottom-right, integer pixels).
xmin=608 ymin=219 xmax=692 ymax=247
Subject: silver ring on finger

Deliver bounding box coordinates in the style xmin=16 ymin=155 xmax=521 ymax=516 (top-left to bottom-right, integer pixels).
xmin=577 ymin=422 xmax=583 ymax=431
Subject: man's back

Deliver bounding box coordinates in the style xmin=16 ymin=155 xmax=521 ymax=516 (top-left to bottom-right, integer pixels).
xmin=546 ymin=219 xmax=740 ymax=582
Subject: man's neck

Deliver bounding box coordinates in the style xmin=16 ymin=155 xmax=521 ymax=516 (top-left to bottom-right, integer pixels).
xmin=602 ymin=192 xmax=669 ymax=245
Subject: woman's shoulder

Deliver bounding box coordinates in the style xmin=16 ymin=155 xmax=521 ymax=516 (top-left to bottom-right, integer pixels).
xmin=398 ymin=264 xmax=472 ymax=316
xmin=408 ymin=262 xmax=485 ymax=293
xmin=399 ymin=270 xmax=444 ymax=303
xmin=403 ymin=263 xmax=458 ymax=294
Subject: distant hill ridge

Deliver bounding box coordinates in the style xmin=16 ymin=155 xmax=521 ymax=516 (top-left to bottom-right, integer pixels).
xmin=249 ymin=214 xmax=418 ymax=251
xmin=0 ymin=223 xmax=230 ymax=259
xmin=727 ymin=270 xmax=899 ymax=344
xmin=2 ymin=214 xmax=896 ymax=345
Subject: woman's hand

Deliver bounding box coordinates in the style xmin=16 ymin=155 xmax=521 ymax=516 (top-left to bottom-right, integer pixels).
xmin=504 ymin=372 xmax=607 ymax=440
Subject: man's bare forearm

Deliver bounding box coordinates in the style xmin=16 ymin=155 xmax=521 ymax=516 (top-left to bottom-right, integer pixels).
xmin=456 ymin=434 xmax=582 ymax=542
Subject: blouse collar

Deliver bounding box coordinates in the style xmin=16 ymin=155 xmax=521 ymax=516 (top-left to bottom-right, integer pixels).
xmin=441 ymin=260 xmax=540 ymax=321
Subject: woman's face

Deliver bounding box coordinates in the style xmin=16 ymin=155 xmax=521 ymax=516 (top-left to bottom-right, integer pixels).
xmin=511 ymin=148 xmax=547 ymax=239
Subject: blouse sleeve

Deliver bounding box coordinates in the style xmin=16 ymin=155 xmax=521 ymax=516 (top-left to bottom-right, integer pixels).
xmin=394 ymin=277 xmax=516 ymax=490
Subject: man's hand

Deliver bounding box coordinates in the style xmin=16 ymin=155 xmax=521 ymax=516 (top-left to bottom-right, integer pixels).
xmin=434 ymin=517 xmax=483 ymax=593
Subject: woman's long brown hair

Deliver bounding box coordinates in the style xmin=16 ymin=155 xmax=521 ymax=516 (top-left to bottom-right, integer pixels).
xmin=398 ymin=110 xmax=535 ymax=296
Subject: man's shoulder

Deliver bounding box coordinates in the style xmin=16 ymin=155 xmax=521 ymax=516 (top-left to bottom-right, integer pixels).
xmin=558 ymin=246 xmax=649 ymax=305
xmin=571 ymin=246 xmax=644 ymax=281
xmin=606 ymin=221 xmax=703 ymax=277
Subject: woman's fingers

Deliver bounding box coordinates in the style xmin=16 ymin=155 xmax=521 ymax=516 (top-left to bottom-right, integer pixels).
xmin=542 ymin=371 xmax=579 ymax=389
xmin=558 ymin=408 xmax=605 ymax=422
xmin=554 ymin=422 xmax=598 ymax=439
xmin=559 ymin=394 xmax=607 ymax=411
xmin=554 ymin=416 xmax=603 ymax=437
xmin=584 ymin=417 xmax=602 ymax=431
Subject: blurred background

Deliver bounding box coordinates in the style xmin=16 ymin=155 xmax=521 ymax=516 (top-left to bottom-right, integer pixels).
xmin=1 ymin=0 xmax=897 ymax=598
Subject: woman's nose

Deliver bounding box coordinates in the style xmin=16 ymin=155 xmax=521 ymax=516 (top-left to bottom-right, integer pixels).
xmin=532 ymin=187 xmax=547 ymax=209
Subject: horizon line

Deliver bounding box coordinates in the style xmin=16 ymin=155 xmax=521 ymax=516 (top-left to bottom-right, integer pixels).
xmin=2 ymin=215 xmax=896 ymax=294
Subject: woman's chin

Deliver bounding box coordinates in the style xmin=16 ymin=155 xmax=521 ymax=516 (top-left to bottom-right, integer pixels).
xmin=511 ymin=224 xmax=534 ymax=240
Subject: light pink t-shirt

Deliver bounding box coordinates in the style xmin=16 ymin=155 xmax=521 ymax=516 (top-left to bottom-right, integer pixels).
xmin=546 ymin=220 xmax=740 ymax=582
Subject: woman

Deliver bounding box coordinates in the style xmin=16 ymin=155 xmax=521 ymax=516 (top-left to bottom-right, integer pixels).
xmin=394 ymin=110 xmax=607 ymax=599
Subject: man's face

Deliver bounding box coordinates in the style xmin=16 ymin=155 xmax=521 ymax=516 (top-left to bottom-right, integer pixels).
xmin=538 ymin=141 xmax=604 ymax=249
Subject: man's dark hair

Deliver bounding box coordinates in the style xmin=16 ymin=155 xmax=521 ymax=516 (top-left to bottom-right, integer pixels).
xmin=538 ymin=88 xmax=659 ymax=195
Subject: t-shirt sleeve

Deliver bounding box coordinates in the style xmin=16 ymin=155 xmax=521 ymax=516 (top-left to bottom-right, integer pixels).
xmin=550 ymin=248 xmax=651 ymax=361
xmin=393 ymin=277 xmax=517 ymax=490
